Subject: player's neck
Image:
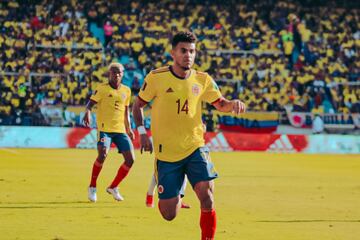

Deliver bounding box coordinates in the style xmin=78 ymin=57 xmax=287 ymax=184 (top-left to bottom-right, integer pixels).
xmin=170 ymin=65 xmax=191 ymax=79
xmin=109 ymin=81 xmax=121 ymax=89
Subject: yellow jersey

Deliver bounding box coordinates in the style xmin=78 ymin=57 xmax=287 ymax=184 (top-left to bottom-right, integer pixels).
xmin=90 ymin=83 xmax=131 ymax=133
xmin=139 ymin=66 xmax=222 ymax=162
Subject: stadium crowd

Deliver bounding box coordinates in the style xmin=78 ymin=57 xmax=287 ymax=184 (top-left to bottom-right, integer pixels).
xmin=0 ymin=0 xmax=359 ymax=126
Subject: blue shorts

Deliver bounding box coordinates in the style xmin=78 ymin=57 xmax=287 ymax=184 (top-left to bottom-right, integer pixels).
xmin=97 ymin=132 xmax=133 ymax=153
xmin=156 ymin=147 xmax=218 ymax=199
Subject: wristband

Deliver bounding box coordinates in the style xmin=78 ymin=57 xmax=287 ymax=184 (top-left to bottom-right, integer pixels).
xmin=137 ymin=125 xmax=146 ymax=135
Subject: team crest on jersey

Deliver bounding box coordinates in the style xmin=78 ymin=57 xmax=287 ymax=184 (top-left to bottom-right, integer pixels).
xmin=158 ymin=185 xmax=164 ymax=194
xmin=192 ymin=84 xmax=200 ymax=96
xmin=121 ymin=93 xmax=127 ymax=100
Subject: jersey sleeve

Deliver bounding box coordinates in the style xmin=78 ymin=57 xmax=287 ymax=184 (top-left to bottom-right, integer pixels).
xmin=90 ymin=85 xmax=102 ymax=103
xmin=138 ymin=73 xmax=156 ymax=103
xmin=202 ymin=75 xmax=222 ymax=104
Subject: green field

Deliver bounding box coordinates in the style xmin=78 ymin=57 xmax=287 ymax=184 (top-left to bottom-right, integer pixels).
xmin=0 ymin=149 xmax=359 ymax=240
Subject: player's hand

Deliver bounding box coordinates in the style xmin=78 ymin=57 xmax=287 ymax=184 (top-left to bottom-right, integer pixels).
xmin=140 ymin=134 xmax=153 ymax=154
xmin=82 ymin=110 xmax=91 ymax=127
xmin=232 ymin=100 xmax=246 ymax=115
xmin=127 ymin=129 xmax=135 ymax=141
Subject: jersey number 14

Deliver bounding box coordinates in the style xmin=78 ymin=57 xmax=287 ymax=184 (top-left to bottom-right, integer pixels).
xmin=176 ymin=99 xmax=189 ymax=114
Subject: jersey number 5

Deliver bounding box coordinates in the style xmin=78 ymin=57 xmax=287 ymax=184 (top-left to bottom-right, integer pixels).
xmin=115 ymin=101 xmax=120 ymax=110
xmin=176 ymin=99 xmax=189 ymax=114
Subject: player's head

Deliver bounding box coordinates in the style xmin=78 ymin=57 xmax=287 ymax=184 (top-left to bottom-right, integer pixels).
xmin=171 ymin=31 xmax=197 ymax=70
xmin=108 ymin=62 xmax=124 ymax=87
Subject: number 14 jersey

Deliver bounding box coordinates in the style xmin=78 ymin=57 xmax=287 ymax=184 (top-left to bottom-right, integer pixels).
xmin=139 ymin=66 xmax=221 ymax=162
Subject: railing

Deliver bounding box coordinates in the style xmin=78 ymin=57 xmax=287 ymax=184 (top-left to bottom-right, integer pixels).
xmin=27 ymin=43 xmax=104 ymax=50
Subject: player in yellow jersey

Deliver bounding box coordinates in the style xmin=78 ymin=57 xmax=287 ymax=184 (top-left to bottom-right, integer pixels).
xmin=132 ymin=31 xmax=246 ymax=240
xmin=83 ymin=62 xmax=135 ymax=202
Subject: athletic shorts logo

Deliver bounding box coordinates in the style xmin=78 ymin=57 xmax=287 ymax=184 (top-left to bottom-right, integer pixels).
xmin=158 ymin=185 xmax=164 ymax=194
xmin=100 ymin=138 xmax=106 ymax=143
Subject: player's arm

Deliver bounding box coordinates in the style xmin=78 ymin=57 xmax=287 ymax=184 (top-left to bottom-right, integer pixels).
xmin=212 ymin=97 xmax=246 ymax=115
xmin=82 ymin=99 xmax=97 ymax=127
xmin=132 ymin=97 xmax=153 ymax=153
xmin=124 ymin=106 xmax=134 ymax=140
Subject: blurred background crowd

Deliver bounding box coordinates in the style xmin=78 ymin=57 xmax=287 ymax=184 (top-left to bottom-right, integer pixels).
xmin=0 ymin=0 xmax=359 ymax=127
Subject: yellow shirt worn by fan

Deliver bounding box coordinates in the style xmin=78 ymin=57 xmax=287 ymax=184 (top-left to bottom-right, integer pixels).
xmin=90 ymin=83 xmax=131 ymax=133
xmin=139 ymin=66 xmax=221 ymax=162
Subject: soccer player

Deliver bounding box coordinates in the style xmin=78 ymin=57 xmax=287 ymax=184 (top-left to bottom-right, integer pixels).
xmin=83 ymin=62 xmax=135 ymax=202
xmin=132 ymin=31 xmax=246 ymax=240
xmin=146 ymin=174 xmax=190 ymax=209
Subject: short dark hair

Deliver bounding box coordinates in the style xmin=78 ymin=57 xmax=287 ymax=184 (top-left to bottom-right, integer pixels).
xmin=171 ymin=31 xmax=197 ymax=48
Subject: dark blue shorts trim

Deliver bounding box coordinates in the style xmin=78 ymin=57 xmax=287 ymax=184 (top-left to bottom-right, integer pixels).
xmin=97 ymin=132 xmax=133 ymax=152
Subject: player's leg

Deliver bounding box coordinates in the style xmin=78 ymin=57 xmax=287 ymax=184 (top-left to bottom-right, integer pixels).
xmin=157 ymin=159 xmax=185 ymax=221
xmin=88 ymin=132 xmax=110 ymax=202
xmin=186 ymin=147 xmax=218 ymax=240
xmin=179 ymin=176 xmax=187 ymax=196
xmin=158 ymin=196 xmax=181 ymax=221
xmin=194 ymin=180 xmax=216 ymax=240
xmin=146 ymin=174 xmax=157 ymax=207
xmin=107 ymin=133 xmax=135 ymax=201
xmin=179 ymin=176 xmax=190 ymax=209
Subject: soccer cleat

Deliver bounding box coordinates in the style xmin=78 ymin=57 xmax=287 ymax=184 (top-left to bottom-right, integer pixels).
xmin=181 ymin=201 xmax=190 ymax=209
xmin=88 ymin=187 xmax=97 ymax=202
xmin=146 ymin=193 xmax=154 ymax=208
xmin=106 ymin=187 xmax=124 ymax=201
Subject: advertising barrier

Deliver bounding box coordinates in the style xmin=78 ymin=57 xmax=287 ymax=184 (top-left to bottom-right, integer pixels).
xmin=0 ymin=126 xmax=359 ymax=154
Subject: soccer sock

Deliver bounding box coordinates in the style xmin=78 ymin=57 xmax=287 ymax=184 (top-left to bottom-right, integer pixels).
xmin=147 ymin=174 xmax=157 ymax=195
xmin=179 ymin=177 xmax=188 ymax=196
xmin=90 ymin=159 xmax=103 ymax=187
xmin=200 ymin=209 xmax=216 ymax=240
xmin=109 ymin=163 xmax=131 ymax=188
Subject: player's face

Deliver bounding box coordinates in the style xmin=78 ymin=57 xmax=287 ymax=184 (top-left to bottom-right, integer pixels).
xmin=171 ymin=42 xmax=196 ymax=70
xmin=109 ymin=66 xmax=124 ymax=86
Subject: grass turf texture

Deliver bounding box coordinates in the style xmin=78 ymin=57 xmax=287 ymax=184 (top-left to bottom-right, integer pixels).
xmin=0 ymin=149 xmax=359 ymax=240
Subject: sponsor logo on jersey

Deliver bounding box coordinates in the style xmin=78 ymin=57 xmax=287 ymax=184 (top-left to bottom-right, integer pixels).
xmin=166 ymin=87 xmax=174 ymax=93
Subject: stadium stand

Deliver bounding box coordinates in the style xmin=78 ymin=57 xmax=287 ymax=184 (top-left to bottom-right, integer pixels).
xmin=0 ymin=0 xmax=359 ymax=127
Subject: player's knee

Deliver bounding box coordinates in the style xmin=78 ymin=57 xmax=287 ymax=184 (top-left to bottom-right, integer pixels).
xmin=160 ymin=211 xmax=176 ymax=221
xmin=98 ymin=153 xmax=107 ymax=162
xmin=196 ymin=188 xmax=214 ymax=209
xmin=200 ymin=195 xmax=214 ymax=210
xmin=124 ymin=158 xmax=134 ymax=168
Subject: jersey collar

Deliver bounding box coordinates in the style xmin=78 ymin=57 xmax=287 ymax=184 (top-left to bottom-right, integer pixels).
xmin=169 ymin=66 xmax=192 ymax=80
